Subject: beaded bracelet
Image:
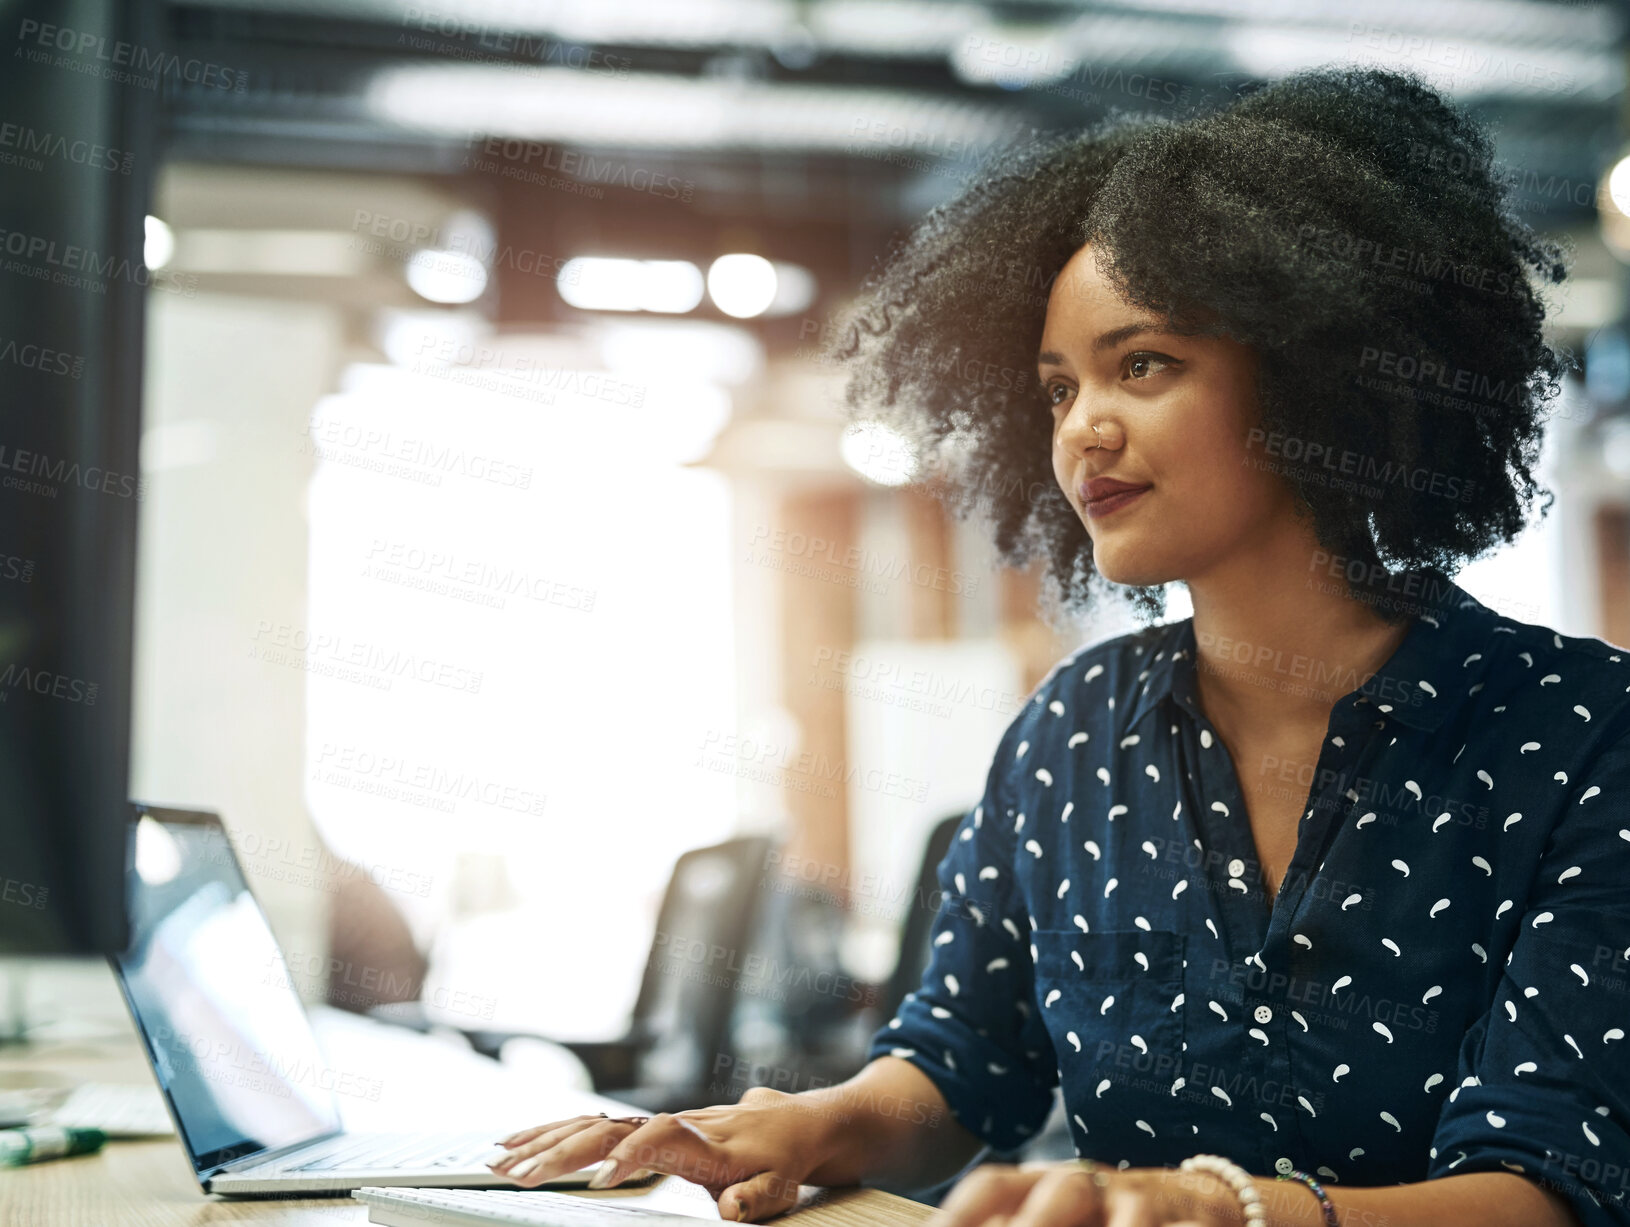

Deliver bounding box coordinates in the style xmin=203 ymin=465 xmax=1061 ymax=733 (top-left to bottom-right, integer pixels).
xmin=1277 ymin=1168 xmax=1340 ymax=1227
xmin=1179 ymin=1153 xmax=1265 ymax=1225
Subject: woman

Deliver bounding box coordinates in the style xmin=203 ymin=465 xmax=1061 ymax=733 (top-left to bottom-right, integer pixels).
xmin=490 ymin=66 xmax=1627 ymax=1226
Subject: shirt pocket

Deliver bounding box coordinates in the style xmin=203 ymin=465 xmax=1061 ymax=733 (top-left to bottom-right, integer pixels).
xmin=1030 ymin=928 xmax=1187 ymax=1070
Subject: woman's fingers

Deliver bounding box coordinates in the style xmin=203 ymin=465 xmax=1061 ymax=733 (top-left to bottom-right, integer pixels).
xmin=499 ymin=1124 xmax=554 ymax=1148
xmin=932 ymin=1165 xmax=1038 ymax=1227
xmin=1008 ymin=1166 xmax=1108 ymax=1227
xmin=499 ymin=1120 xmax=632 ymax=1186
xmin=497 ymin=1114 xmax=608 ymax=1150
xmin=719 ymin=1167 xmax=804 ymax=1223
xmin=495 ymin=1121 xmax=606 ymax=1147
xmin=492 ymin=1119 xmax=603 ymax=1173
xmin=492 ymin=1120 xmax=598 ymax=1172
xmin=1102 ymin=1186 xmax=1157 ymax=1227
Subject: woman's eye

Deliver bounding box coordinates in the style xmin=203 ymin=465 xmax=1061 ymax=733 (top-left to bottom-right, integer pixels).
xmin=1044 ymin=382 xmax=1073 ymax=409
xmin=1123 ymin=352 xmax=1176 ymax=381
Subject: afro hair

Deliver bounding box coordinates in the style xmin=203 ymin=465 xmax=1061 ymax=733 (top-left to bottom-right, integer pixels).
xmin=826 ymin=65 xmax=1571 ymax=626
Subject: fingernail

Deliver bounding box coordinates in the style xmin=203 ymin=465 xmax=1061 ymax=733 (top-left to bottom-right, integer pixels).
xmin=509 ymin=1157 xmax=541 ymax=1181
xmin=734 ymin=1202 xmax=748 ymax=1222
xmin=587 ymin=1158 xmax=621 ymax=1189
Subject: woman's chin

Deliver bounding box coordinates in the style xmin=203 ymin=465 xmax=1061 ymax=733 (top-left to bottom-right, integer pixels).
xmin=1093 ymin=550 xmax=1172 ymax=590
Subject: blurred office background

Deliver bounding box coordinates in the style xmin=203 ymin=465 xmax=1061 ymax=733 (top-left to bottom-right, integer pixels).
xmin=13 ymin=0 xmax=1630 ymax=1161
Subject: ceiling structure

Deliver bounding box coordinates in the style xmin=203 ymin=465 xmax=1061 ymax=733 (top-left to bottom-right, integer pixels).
xmin=159 ymin=0 xmax=1625 ymax=327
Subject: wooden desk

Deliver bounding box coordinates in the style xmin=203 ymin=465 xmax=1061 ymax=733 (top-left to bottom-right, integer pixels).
xmin=0 ymin=1035 xmax=936 ymax=1227
xmin=8 ymin=1134 xmax=362 ymax=1226
xmin=1 ymin=1137 xmax=937 ymax=1227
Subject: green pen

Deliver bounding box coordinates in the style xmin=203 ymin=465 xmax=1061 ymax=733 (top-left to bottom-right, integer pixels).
xmin=0 ymin=1125 xmax=107 ymax=1166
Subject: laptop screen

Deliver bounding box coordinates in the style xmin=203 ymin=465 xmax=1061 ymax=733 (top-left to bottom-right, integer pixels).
xmin=110 ymin=805 xmax=343 ymax=1176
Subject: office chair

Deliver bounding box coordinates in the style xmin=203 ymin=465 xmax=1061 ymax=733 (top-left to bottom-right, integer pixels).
xmin=710 ymin=813 xmax=968 ymax=1107
xmin=875 ymin=811 xmax=963 ymax=1026
xmin=564 ymin=833 xmax=778 ymax=1112
xmin=373 ymin=834 xmax=779 ymax=1116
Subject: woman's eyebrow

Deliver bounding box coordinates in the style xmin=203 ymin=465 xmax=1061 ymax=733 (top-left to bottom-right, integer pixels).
xmin=1037 ymin=322 xmax=1173 ymax=370
xmin=1091 ymin=322 xmax=1170 ymax=354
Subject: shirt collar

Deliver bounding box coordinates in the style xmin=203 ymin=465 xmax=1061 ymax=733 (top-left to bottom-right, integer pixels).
xmin=1124 ymin=566 xmax=1491 ymax=735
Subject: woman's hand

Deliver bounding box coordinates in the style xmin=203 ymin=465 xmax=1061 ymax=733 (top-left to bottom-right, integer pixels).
xmin=927 ymin=1161 xmax=1240 ymax=1227
xmin=489 ymin=1087 xmax=838 ymax=1221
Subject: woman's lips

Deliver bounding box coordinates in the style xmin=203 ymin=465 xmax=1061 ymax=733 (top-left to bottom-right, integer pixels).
xmin=1081 ymin=485 xmax=1151 ymax=518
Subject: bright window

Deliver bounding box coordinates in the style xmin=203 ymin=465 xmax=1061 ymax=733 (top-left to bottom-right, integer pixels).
xmin=303 ymin=358 xmax=738 ymax=1038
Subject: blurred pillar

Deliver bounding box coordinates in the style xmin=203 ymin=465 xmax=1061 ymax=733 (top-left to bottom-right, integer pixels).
xmin=779 ymin=488 xmax=859 ymax=903
xmin=133 ymin=291 xmax=338 ymax=969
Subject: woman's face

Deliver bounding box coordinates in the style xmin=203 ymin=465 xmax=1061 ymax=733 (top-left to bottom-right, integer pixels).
xmin=1037 ymin=243 xmax=1293 ymax=590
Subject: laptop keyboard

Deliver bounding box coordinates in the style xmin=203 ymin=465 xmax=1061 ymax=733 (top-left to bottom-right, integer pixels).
xmin=284 ymin=1132 xmax=500 ymax=1172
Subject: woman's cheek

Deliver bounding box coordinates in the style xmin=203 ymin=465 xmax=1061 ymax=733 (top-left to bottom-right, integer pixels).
xmin=1052 ymin=451 xmax=1077 ymax=507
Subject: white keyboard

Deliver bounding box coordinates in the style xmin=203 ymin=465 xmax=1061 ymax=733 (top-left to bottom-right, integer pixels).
xmin=353 ymin=1188 xmax=708 ymax=1227
xmin=49 ymin=1082 xmax=174 ymax=1136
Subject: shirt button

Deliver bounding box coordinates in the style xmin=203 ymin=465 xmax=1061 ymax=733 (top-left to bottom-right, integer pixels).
xmin=1275 ymin=1156 xmax=1295 ymax=1176
xmin=1254 ymin=1004 xmax=1273 ymax=1024
xmin=1227 ymin=858 xmax=1246 ymax=877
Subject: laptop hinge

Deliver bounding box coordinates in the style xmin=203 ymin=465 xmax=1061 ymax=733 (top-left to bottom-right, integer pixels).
xmin=211 ymin=1130 xmax=345 ymax=1177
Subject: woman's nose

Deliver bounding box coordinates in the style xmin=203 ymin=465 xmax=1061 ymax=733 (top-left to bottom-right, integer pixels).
xmin=1057 ymin=401 xmax=1115 ymax=454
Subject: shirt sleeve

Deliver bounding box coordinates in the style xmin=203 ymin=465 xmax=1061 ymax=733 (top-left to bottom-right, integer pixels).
xmin=865 ymin=711 xmax=1059 ymax=1152
xmin=1425 ymin=724 xmax=1630 ymax=1226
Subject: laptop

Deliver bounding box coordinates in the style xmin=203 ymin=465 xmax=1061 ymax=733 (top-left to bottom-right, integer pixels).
xmin=109 ymin=803 xmax=608 ymax=1196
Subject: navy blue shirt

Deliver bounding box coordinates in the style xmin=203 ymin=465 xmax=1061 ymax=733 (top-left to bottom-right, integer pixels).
xmin=869 ymin=566 xmax=1630 ymax=1225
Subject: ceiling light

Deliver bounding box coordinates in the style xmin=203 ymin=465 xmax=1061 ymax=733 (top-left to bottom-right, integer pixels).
xmin=1598 ymin=154 xmax=1630 ymax=262
xmin=1610 ymin=154 xmax=1630 ymax=215
xmin=708 ymin=253 xmax=777 ymax=318
xmin=637 ymin=261 xmax=706 ymax=313
xmin=557 ymin=257 xmax=706 ymax=313
xmin=406 ymin=249 xmax=488 ymax=303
